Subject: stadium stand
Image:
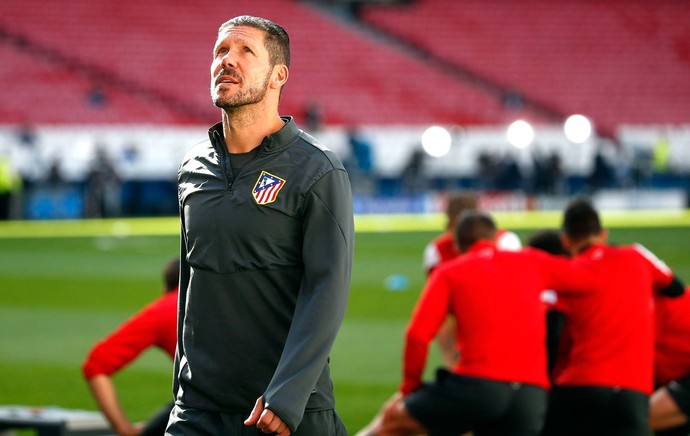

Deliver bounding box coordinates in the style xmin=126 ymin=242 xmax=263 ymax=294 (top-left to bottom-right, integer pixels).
xmin=358 ymin=0 xmax=690 ymax=137
xmin=0 ymin=0 xmax=548 ymax=126
xmin=0 ymin=0 xmax=688 ymax=218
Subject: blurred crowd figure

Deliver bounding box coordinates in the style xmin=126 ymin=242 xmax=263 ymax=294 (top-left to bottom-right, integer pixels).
xmin=84 ymin=146 xmax=122 ymax=218
xmin=302 ymin=99 xmax=324 ymax=133
xmin=0 ymin=152 xmax=22 ymax=220
xmin=345 ymin=126 xmax=375 ymax=193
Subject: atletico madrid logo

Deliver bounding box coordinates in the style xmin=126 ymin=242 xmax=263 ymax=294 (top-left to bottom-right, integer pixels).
xmin=252 ymin=171 xmax=286 ymax=205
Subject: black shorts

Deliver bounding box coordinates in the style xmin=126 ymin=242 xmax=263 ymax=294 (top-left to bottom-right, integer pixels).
xmin=141 ymin=401 xmax=174 ymax=436
xmin=165 ymin=403 xmax=347 ymax=436
xmin=541 ymin=385 xmax=649 ymax=436
xmin=667 ymin=375 xmax=690 ymax=417
xmin=404 ymin=369 xmax=548 ymax=436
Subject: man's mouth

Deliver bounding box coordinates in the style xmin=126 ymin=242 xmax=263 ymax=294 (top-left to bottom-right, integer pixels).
xmin=216 ymin=73 xmax=241 ymax=86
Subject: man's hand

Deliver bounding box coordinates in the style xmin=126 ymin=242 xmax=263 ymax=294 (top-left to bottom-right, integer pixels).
xmin=244 ymin=396 xmax=291 ymax=435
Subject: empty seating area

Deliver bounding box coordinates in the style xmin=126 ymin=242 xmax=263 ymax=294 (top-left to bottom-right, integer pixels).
xmin=0 ymin=0 xmax=543 ymax=127
xmin=0 ymin=0 xmax=686 ymax=131
xmin=359 ymin=0 xmax=690 ymax=135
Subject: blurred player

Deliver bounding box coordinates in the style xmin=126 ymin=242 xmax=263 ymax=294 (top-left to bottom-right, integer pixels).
xmin=651 ymin=286 xmax=690 ymax=435
xmin=358 ymin=211 xmax=593 ymax=436
xmin=82 ymin=257 xmax=179 ymax=436
xmin=423 ymin=191 xmax=521 ymax=367
xmin=423 ymin=191 xmax=521 ymax=275
xmin=541 ymin=197 xmax=685 ymax=436
xmin=526 ymin=229 xmax=568 ymax=380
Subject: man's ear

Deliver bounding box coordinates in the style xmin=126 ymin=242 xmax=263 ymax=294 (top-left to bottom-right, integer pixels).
xmin=270 ymin=64 xmax=289 ymax=90
xmin=597 ymin=229 xmax=609 ymax=244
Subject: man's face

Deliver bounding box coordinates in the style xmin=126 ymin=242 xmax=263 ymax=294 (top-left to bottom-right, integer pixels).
xmin=210 ymin=26 xmax=273 ymax=110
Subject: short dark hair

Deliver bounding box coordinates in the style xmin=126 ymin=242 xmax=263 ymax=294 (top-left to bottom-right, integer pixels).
xmin=527 ymin=230 xmax=567 ymax=256
xmin=446 ymin=191 xmax=478 ymax=223
xmin=219 ymin=15 xmax=290 ymax=68
xmin=163 ymin=257 xmax=180 ymax=292
xmin=562 ymin=197 xmax=602 ymax=242
xmin=455 ymin=210 xmax=497 ymax=252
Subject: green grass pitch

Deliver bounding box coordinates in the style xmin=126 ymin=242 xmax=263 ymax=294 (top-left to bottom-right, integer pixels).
xmin=1 ymin=212 xmax=689 ymax=433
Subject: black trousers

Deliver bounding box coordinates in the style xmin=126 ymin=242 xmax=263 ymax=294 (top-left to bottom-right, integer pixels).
xmin=404 ymin=369 xmax=548 ymax=436
xmin=165 ymin=403 xmax=347 ymax=436
xmin=541 ymin=385 xmax=649 ymax=436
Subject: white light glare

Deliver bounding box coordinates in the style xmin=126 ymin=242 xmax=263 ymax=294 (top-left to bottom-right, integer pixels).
xmin=506 ymin=120 xmax=534 ymax=149
xmin=421 ymin=126 xmax=452 ymax=157
xmin=564 ymin=114 xmax=592 ymax=144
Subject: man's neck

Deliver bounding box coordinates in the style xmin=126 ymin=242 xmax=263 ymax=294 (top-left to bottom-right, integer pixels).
xmin=567 ymin=234 xmax=605 ymax=256
xmin=221 ymin=106 xmax=284 ymax=154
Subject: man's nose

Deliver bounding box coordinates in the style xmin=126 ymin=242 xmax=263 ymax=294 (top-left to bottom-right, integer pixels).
xmin=221 ymin=50 xmax=238 ymax=69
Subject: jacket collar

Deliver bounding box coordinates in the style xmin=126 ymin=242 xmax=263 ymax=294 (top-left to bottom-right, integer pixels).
xmin=208 ymin=116 xmax=299 ymax=154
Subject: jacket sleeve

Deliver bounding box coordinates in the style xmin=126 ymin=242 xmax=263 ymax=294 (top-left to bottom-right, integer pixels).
xmin=172 ymin=215 xmax=190 ymax=399
xmin=262 ymin=168 xmax=354 ymax=431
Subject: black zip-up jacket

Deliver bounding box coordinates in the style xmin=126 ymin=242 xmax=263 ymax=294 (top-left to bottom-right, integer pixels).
xmin=174 ymin=117 xmax=354 ymax=431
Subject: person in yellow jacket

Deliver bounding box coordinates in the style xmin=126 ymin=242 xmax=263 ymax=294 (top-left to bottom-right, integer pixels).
xmin=0 ymin=154 xmax=22 ymax=220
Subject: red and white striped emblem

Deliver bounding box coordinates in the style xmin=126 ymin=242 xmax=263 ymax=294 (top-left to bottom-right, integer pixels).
xmin=252 ymin=171 xmax=286 ymax=205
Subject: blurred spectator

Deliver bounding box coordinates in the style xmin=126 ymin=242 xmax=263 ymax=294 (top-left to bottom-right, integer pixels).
xmin=653 ymin=136 xmax=670 ymax=175
xmin=632 ymin=148 xmax=653 ymax=188
xmin=532 ymin=150 xmax=564 ymax=195
xmin=302 ymin=99 xmax=324 ymax=133
xmin=345 ymin=126 xmax=375 ymax=193
xmin=401 ymin=147 xmax=427 ymax=193
xmin=85 ymin=146 xmax=122 ymax=218
xmin=88 ymin=82 xmax=107 ymax=107
xmin=476 ymin=150 xmax=498 ymax=190
xmin=495 ymin=150 xmax=524 ymax=191
xmin=587 ymin=149 xmax=615 ymax=192
xmin=0 ymin=153 xmax=22 ymax=220
xmin=16 ymin=121 xmax=37 ymax=148
xmin=347 ymin=126 xmax=373 ymax=174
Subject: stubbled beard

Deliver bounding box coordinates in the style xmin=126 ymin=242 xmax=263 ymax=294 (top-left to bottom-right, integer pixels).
xmin=211 ymin=71 xmax=272 ymax=110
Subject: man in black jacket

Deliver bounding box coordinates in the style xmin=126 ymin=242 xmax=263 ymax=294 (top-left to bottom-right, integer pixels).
xmin=166 ymin=15 xmax=354 ymax=436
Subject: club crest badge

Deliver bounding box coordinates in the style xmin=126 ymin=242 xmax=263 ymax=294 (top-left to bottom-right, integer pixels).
xmin=252 ymin=171 xmax=286 ymax=205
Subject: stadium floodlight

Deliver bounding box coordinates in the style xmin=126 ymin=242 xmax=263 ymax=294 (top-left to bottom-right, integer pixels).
xmin=421 ymin=125 xmax=452 ymax=157
xmin=564 ymin=114 xmax=592 ymax=144
xmin=506 ymin=120 xmax=534 ymax=149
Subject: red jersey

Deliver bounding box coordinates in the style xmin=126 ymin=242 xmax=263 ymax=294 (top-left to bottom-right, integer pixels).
xmin=655 ymin=287 xmax=690 ymax=386
xmin=423 ymin=229 xmax=521 ymax=275
xmin=402 ymin=242 xmax=591 ymax=395
xmin=552 ymin=244 xmax=674 ymax=394
xmin=82 ymin=289 xmax=178 ymax=379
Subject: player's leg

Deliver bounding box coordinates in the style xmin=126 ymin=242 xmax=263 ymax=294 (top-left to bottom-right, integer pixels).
xmin=651 ymin=378 xmax=690 ymax=434
xmin=541 ymin=386 xmax=602 ymax=436
xmin=355 ymin=392 xmax=401 ymax=436
xmin=602 ymin=388 xmax=649 ymax=436
xmin=403 ymin=370 xmax=511 ymax=435
xmin=378 ymin=394 xmax=428 ymax=436
xmin=475 ymin=383 xmax=547 ymax=436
